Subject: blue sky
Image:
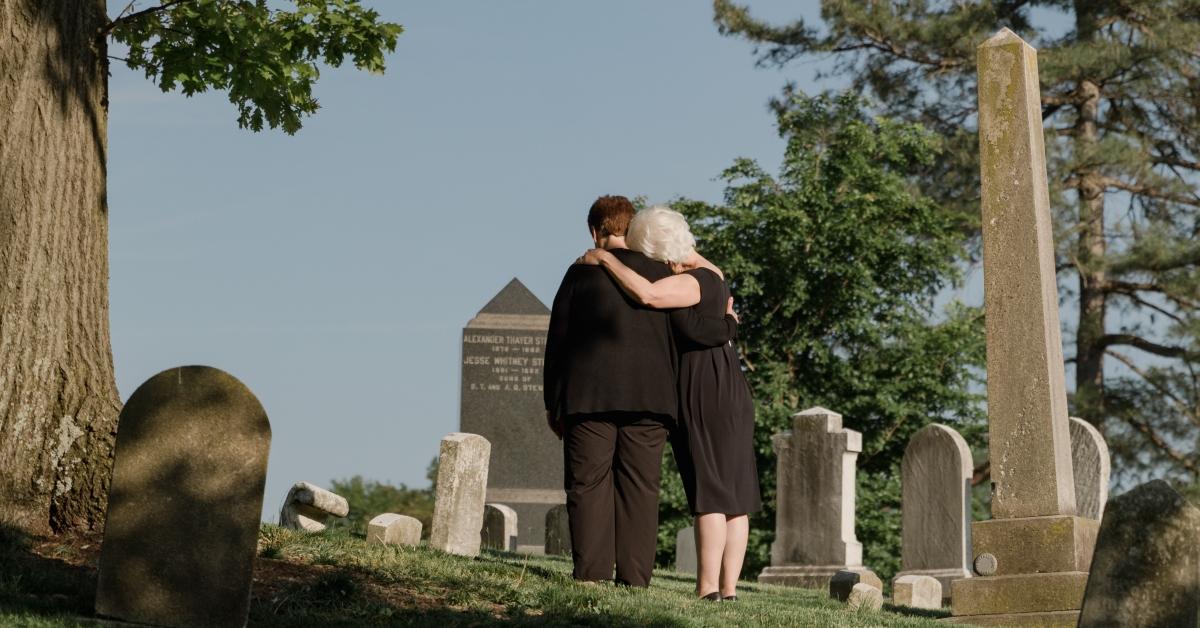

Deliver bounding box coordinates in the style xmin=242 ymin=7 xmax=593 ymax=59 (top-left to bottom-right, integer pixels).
xmin=104 ymin=1 xmax=829 ymax=518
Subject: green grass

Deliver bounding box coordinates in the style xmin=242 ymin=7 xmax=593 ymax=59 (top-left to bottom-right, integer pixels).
xmin=1 ymin=523 xmax=956 ymax=627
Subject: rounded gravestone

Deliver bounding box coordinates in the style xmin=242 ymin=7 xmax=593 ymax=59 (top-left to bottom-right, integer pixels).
xmin=898 ymin=423 xmax=973 ymax=594
xmin=1067 ymin=417 xmax=1110 ymax=520
xmin=544 ymin=504 xmax=571 ymax=555
xmin=95 ymin=366 xmax=270 ymax=628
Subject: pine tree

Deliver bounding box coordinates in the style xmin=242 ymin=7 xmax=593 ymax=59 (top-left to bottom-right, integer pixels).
xmin=713 ymin=0 xmax=1200 ymax=484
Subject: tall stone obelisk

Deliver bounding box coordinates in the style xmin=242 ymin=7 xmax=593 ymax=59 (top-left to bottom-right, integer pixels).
xmin=949 ymin=29 xmax=1098 ymax=626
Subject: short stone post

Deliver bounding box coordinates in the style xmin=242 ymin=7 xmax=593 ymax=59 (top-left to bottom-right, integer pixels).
xmin=758 ymin=407 xmax=876 ymax=589
xmin=279 ymin=482 xmax=349 ymax=532
xmin=481 ymin=503 xmax=518 ymax=552
xmin=367 ymin=513 xmax=422 ymax=546
xmin=893 ymin=574 xmax=943 ymax=610
xmin=895 ymin=423 xmax=973 ymax=598
xmin=544 ymin=504 xmax=571 ymax=555
xmin=94 ymin=366 xmax=271 ymax=628
xmin=1068 ymin=417 xmax=1111 ymax=520
xmin=429 ymin=433 xmax=491 ymax=557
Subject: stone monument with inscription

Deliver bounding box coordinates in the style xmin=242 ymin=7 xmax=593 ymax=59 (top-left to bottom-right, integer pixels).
xmin=758 ymin=407 xmax=876 ymax=589
xmin=950 ymin=29 xmax=1097 ymax=627
xmin=460 ymin=278 xmax=562 ymax=553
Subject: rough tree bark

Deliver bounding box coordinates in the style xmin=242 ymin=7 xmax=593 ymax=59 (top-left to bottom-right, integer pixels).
xmin=0 ymin=0 xmax=121 ymax=534
xmin=1071 ymin=3 xmax=1107 ymax=430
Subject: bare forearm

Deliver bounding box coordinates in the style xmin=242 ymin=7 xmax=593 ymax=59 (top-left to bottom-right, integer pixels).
xmin=599 ymin=253 xmax=659 ymax=306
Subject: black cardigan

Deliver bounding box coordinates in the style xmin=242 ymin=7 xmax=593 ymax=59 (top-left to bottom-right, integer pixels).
xmin=543 ymin=248 xmax=736 ymax=421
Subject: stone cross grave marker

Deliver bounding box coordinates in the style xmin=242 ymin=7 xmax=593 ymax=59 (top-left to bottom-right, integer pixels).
xmin=430 ymin=432 xmax=491 ymax=557
xmin=1068 ymin=417 xmax=1111 ymax=520
xmin=950 ymin=29 xmax=1098 ymax=626
xmin=896 ymin=423 xmax=973 ymax=599
xmin=758 ymin=407 xmax=876 ymax=589
xmin=461 ymin=278 xmax=562 ymax=553
xmin=95 ymin=366 xmax=270 ymax=628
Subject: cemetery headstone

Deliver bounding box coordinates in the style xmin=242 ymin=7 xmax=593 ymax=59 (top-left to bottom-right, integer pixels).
xmin=893 ymin=574 xmax=942 ymax=610
xmin=367 ymin=513 xmax=422 ymax=546
xmin=279 ymin=481 xmax=349 ymax=532
xmin=896 ymin=423 xmax=973 ymax=598
xmin=675 ymin=526 xmax=696 ymax=574
xmin=94 ymin=366 xmax=270 ymax=628
xmin=481 ymin=503 xmax=518 ymax=552
xmin=461 ymin=278 xmax=561 ymax=553
xmin=1068 ymin=417 xmax=1110 ymax=520
xmin=430 ymin=432 xmax=491 ymax=557
xmin=544 ymin=503 xmax=571 ymax=555
xmin=1078 ymin=480 xmax=1200 ymax=627
xmin=758 ymin=407 xmax=877 ymax=589
xmin=950 ymin=29 xmax=1098 ymax=626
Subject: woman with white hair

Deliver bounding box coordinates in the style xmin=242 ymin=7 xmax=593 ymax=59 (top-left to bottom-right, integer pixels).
xmin=578 ymin=205 xmax=762 ymax=602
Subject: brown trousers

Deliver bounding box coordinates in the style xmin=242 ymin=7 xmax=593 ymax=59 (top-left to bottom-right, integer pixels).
xmin=562 ymin=413 xmax=668 ymax=587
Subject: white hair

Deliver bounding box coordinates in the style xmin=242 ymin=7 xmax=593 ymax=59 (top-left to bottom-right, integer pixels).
xmin=626 ymin=205 xmax=696 ymax=264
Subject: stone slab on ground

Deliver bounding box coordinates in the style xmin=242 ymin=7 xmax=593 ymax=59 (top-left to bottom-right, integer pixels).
xmin=829 ymin=569 xmax=882 ymax=602
xmin=279 ymin=481 xmax=349 ymax=532
xmin=939 ymin=610 xmax=1080 ymax=626
xmin=94 ymin=366 xmax=271 ymax=628
xmin=367 ymin=513 xmax=422 ymax=546
xmin=847 ymin=583 xmax=883 ymax=611
xmin=429 ymin=432 xmax=491 ymax=557
xmin=1078 ymin=479 xmax=1200 ymax=628
xmin=951 ymin=572 xmax=1088 ymax=617
xmin=893 ymin=574 xmax=942 ymax=610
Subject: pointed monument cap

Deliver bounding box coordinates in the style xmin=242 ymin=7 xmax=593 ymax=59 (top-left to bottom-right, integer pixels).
xmin=979 ymin=27 xmax=1035 ymax=52
xmin=478 ymin=278 xmax=549 ymax=315
xmin=466 ymin=278 xmax=549 ymax=330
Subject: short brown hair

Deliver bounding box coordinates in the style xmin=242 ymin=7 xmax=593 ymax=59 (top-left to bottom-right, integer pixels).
xmin=588 ymin=195 xmax=635 ymax=237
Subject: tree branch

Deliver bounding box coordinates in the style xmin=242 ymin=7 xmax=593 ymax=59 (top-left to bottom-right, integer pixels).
xmin=103 ymin=0 xmax=196 ymax=36
xmin=1099 ymin=333 xmax=1195 ymax=359
xmin=1107 ymin=350 xmax=1200 ymax=429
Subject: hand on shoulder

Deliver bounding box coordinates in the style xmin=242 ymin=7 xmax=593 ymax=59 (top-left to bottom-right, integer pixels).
xmin=575 ymin=248 xmax=609 ymax=266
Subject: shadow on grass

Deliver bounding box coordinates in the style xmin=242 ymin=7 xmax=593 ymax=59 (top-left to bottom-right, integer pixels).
xmin=0 ymin=521 xmax=96 ymax=619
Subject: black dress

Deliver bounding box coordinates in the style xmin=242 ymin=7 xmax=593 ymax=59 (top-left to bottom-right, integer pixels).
xmin=670 ymin=267 xmax=762 ymax=515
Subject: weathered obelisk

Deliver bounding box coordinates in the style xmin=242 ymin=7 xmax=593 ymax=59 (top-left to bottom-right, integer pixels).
xmin=949 ymin=29 xmax=1097 ymax=626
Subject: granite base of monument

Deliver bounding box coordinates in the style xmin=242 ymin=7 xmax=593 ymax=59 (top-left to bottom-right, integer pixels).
xmin=759 ymin=565 xmax=877 ymax=590
xmin=949 ymin=515 xmax=1096 ymax=625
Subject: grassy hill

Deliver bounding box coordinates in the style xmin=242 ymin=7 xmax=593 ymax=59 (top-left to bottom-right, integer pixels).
xmin=1 ymin=523 xmax=955 ymax=627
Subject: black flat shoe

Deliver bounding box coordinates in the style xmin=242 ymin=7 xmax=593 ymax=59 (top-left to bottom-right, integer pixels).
xmin=700 ymin=592 xmax=722 ymax=601
xmin=722 ymin=595 xmax=738 ymax=602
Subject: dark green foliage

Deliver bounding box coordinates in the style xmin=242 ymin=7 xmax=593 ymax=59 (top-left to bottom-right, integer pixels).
xmin=659 ymin=92 xmax=986 ymax=581
xmin=107 ymin=0 xmax=403 ymax=134
xmin=713 ymin=0 xmax=1200 ymax=486
xmin=326 ymin=475 xmax=434 ymax=538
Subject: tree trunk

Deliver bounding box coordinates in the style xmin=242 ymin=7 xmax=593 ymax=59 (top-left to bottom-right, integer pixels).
xmin=1071 ymin=3 xmax=1108 ymax=430
xmin=0 ymin=0 xmax=120 ymax=534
